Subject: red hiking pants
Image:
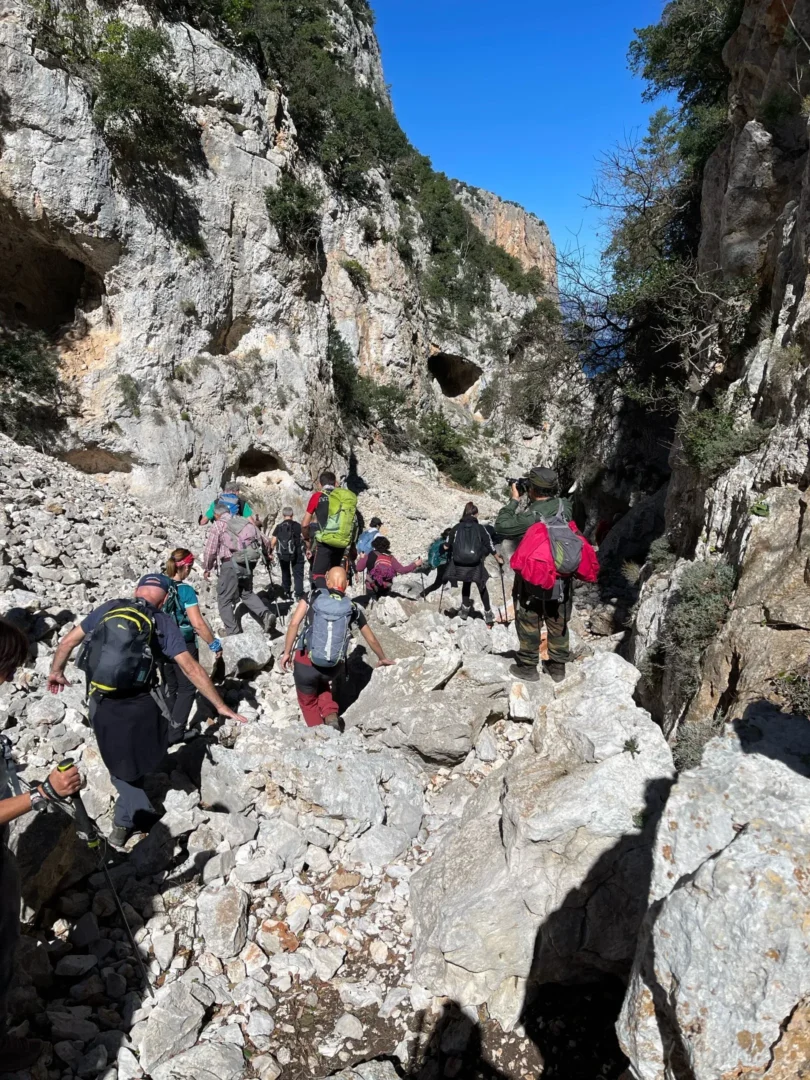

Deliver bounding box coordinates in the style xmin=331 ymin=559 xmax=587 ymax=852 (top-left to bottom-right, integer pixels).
xmin=293 ymin=651 xmax=340 ymax=727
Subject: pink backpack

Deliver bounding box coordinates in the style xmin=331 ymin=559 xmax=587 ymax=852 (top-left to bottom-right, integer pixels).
xmin=369 ymin=552 xmax=396 ymax=589
xmin=511 ymin=512 xmax=599 ymax=589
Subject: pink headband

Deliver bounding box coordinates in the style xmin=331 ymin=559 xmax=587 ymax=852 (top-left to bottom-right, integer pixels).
xmin=175 ymin=554 xmax=195 ymax=567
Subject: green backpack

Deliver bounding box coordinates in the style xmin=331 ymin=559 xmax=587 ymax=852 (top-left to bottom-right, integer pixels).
xmin=315 ymin=487 xmax=358 ymax=549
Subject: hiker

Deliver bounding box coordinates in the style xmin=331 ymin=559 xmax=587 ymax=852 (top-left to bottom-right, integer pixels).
xmin=356 ymin=516 xmax=383 ymax=555
xmin=163 ymin=548 xmax=223 ymax=744
xmin=46 ymin=574 xmax=248 ymax=845
xmin=270 ymin=506 xmax=305 ymax=601
xmin=0 ymin=617 xmax=82 ymax=1072
xmin=199 ymin=482 xmax=254 ymax=526
xmin=301 ymin=470 xmax=360 ymax=590
xmin=422 ymin=528 xmax=452 ymax=597
xmin=445 ymin=503 xmax=504 ymax=627
xmin=280 ymin=566 xmax=393 ymax=729
xmin=495 ymin=466 xmax=575 ymax=683
xmin=356 ymin=536 xmax=424 ymax=600
xmin=203 ymin=501 xmax=275 ymax=636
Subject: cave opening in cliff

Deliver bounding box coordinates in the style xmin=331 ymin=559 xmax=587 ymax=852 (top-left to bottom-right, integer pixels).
xmin=0 ymin=210 xmax=104 ymax=336
xmin=232 ymin=448 xmax=288 ymax=478
xmin=428 ymin=352 xmax=484 ymax=397
xmin=61 ymin=447 xmax=135 ymax=474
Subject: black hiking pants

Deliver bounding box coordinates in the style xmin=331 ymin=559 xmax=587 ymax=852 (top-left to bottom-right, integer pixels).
xmin=280 ymin=555 xmax=306 ymax=600
xmin=310 ymin=543 xmax=346 ymax=591
xmin=462 ymin=581 xmax=491 ymax=611
xmin=163 ymin=643 xmax=199 ymax=738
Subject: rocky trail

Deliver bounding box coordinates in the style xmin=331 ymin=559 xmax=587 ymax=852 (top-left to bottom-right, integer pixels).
xmin=0 ymin=435 xmax=651 ymax=1080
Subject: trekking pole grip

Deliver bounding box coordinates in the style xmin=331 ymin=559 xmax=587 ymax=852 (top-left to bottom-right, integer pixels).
xmin=57 ymin=760 xmax=99 ymax=849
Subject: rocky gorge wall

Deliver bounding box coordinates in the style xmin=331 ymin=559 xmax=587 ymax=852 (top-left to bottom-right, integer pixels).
xmin=0 ymin=0 xmax=559 ymax=521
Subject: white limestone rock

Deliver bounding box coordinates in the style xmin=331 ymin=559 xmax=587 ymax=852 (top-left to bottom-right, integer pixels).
xmin=411 ymin=653 xmax=674 ymax=1025
xmin=618 ymin=706 xmax=810 ymax=1080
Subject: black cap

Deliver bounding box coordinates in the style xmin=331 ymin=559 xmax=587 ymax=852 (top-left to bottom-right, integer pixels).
xmin=370 ymin=517 xmax=382 ymax=528
xmin=529 ymin=467 xmax=558 ymax=493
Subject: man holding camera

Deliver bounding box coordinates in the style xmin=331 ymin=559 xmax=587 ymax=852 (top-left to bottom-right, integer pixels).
xmin=495 ymin=466 xmax=573 ymax=683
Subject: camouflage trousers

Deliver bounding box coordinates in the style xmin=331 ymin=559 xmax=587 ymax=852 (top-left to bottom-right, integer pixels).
xmin=514 ymin=582 xmax=572 ymax=668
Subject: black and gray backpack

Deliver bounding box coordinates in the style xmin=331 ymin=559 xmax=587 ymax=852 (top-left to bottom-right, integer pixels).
xmin=77 ymin=599 xmax=156 ymax=696
xmin=276 ymin=520 xmax=298 ymax=563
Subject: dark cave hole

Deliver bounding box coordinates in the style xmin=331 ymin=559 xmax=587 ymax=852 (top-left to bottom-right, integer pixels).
xmin=60 ymin=448 xmax=135 ymax=475
xmin=428 ymin=352 xmax=483 ymax=397
xmin=230 ymin=448 xmax=287 ymax=478
xmin=0 ymin=210 xmax=104 ymax=335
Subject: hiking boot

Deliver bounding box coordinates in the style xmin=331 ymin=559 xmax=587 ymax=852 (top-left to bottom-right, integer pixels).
xmin=108 ymin=824 xmax=130 ymax=848
xmin=323 ymin=714 xmax=341 ymax=730
xmin=508 ymin=662 xmax=540 ymax=683
xmin=543 ymin=660 xmax=566 ymax=684
xmin=262 ymin=611 xmax=277 ymax=632
xmin=484 ymin=610 xmax=495 ymax=627
xmin=168 ymin=725 xmax=186 ymax=746
xmin=458 ymin=604 xmax=472 ymax=621
xmin=0 ymin=1034 xmax=45 ymax=1071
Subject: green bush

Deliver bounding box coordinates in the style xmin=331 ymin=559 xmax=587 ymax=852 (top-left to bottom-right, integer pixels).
xmin=265 ymin=174 xmax=322 ymax=257
xmin=416 ymin=411 xmax=478 ymax=489
xmin=672 ymin=714 xmax=724 ymax=771
xmin=329 ymin=325 xmax=406 ymax=436
xmin=678 ymin=402 xmax=769 ymax=477
xmin=359 ymin=214 xmax=380 ymax=244
xmin=116 ymin=373 xmax=141 ymax=417
xmin=773 ymin=667 xmax=810 ymax=716
xmin=0 ymin=329 xmax=64 ymax=444
xmin=93 ymin=22 xmax=193 ymax=163
xmin=648 ymin=535 xmax=677 ymax=571
xmin=341 ymin=259 xmax=371 ymax=296
xmin=661 ymin=560 xmax=735 ymax=701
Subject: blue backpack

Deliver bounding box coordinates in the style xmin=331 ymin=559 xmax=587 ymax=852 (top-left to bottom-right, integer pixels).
xmin=300 ymin=591 xmax=355 ymax=667
xmin=218 ymin=492 xmax=241 ymax=515
xmin=356 ymin=528 xmax=379 ymax=555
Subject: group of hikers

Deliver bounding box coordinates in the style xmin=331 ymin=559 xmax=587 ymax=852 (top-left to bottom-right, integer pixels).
xmin=0 ymin=460 xmax=600 ymax=1069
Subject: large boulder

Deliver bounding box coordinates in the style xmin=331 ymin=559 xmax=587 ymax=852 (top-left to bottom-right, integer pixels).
xmin=617 ymin=705 xmax=810 ymax=1080
xmin=411 ymin=653 xmax=674 ymax=1029
xmin=344 ymin=687 xmax=494 ymax=765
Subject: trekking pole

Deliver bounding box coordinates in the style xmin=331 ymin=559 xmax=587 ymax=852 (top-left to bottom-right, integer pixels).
xmin=55 ymin=760 xmax=154 ymax=998
xmin=438 ymin=581 xmax=446 ymax=614
xmin=264 ymin=555 xmax=283 ymax=626
xmin=499 ymin=565 xmax=510 ymax=627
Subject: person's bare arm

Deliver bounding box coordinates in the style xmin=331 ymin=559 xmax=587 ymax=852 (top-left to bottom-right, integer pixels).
xmin=175 ymin=651 xmax=248 ymax=722
xmin=0 ymin=765 xmax=81 ymax=826
xmin=47 ymin=625 xmax=86 ymax=692
xmin=280 ymin=599 xmax=308 ymax=671
xmin=359 ymin=624 xmax=394 ymax=666
xmin=187 ymin=605 xmax=217 ymax=649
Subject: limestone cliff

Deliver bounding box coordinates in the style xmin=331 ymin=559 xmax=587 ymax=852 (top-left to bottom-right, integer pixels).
xmin=0 ymin=0 xmax=556 ymax=518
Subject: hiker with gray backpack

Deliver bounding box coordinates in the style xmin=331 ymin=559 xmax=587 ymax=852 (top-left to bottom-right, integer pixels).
xmin=202 ymin=501 xmax=276 ymax=636
xmin=280 ymin=566 xmax=393 ymax=729
xmin=495 ymin=466 xmax=599 ymax=683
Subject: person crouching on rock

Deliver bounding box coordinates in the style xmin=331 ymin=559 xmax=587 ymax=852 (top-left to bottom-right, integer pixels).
xmin=46 ymin=574 xmax=248 ymax=847
xmin=280 ymin=566 xmax=393 ymax=729
xmin=162 ymin=548 xmax=223 ymax=745
xmin=356 ymin=536 xmax=424 ymax=602
xmin=0 ymin=617 xmax=82 ymax=1073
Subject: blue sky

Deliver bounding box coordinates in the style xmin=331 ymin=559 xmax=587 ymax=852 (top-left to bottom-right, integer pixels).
xmin=372 ymin=0 xmax=667 ymax=259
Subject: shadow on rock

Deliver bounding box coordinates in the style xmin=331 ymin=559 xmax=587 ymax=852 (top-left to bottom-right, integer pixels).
xmin=517 ymin=775 xmax=674 ymax=1080
xmin=402 ymin=1000 xmax=510 ymax=1080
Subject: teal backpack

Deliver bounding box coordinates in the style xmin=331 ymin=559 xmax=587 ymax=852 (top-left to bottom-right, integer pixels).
xmin=164 ymin=583 xmax=195 ymax=644
xmin=428 ymin=538 xmax=449 ymax=569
